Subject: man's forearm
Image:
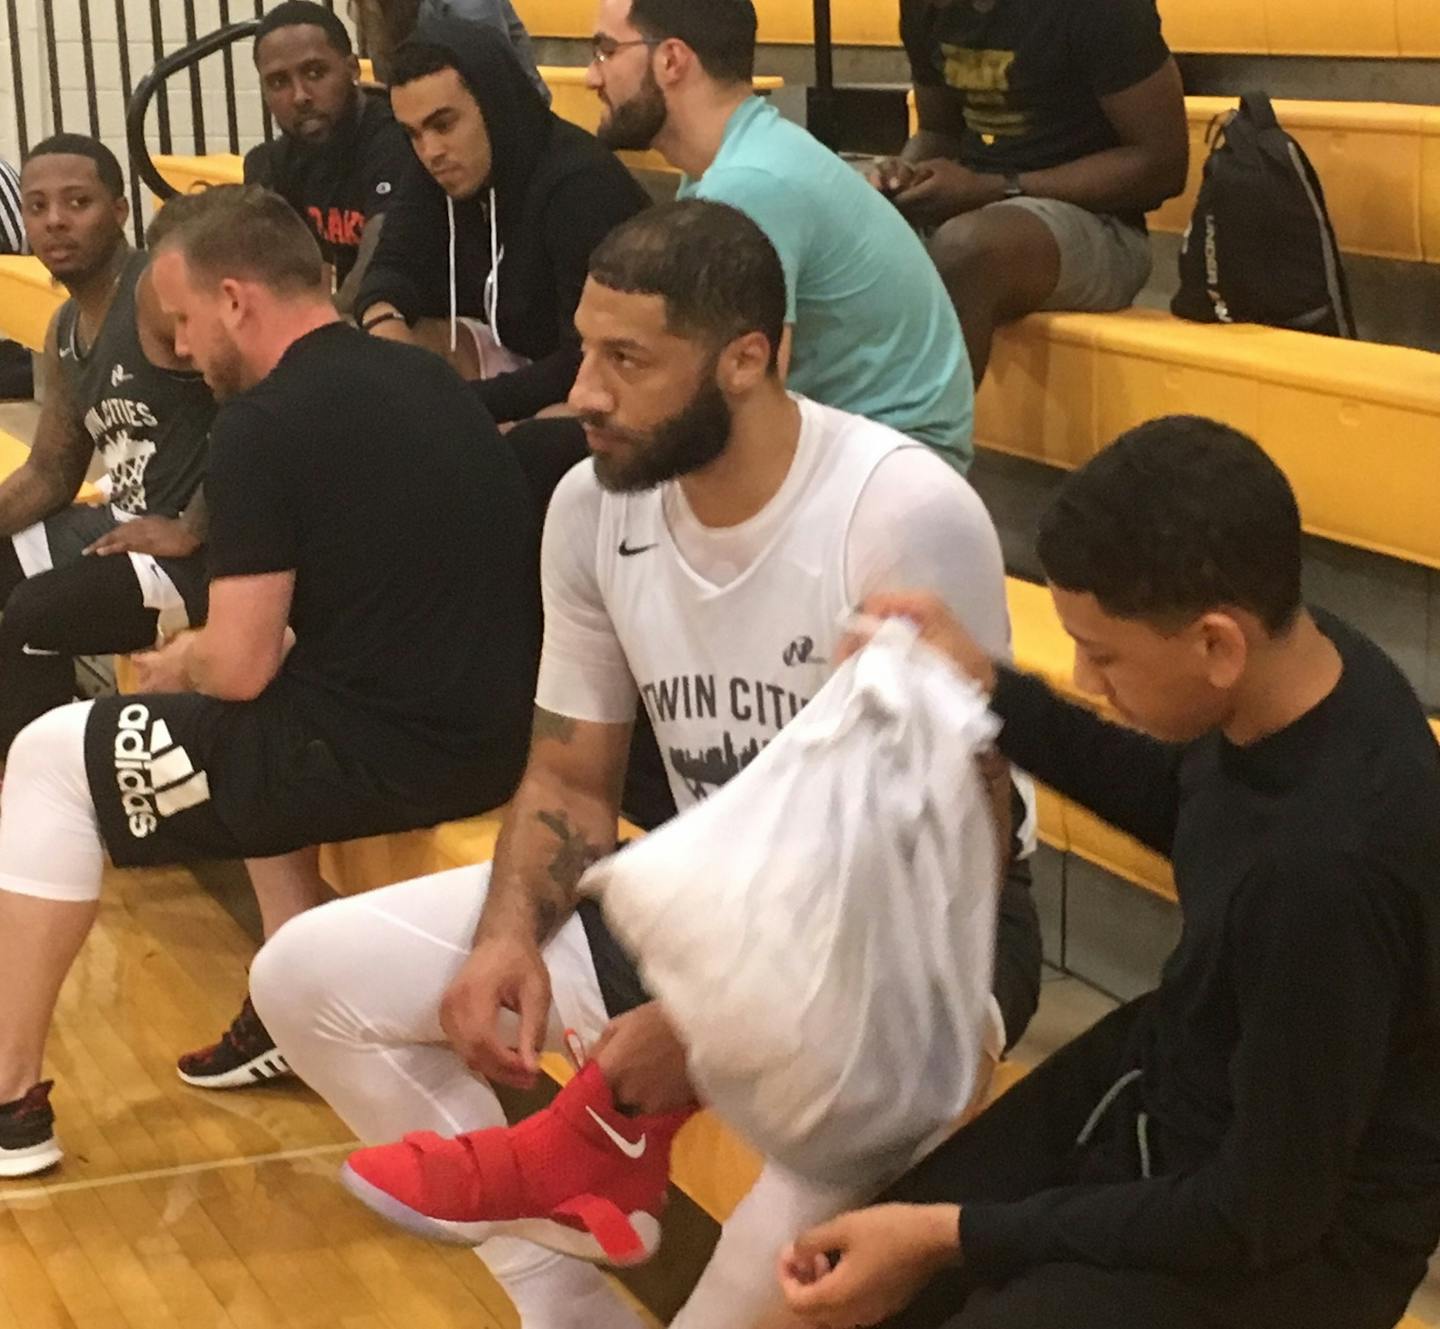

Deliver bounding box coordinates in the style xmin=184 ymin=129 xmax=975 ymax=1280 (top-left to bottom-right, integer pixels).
xmin=1007 ymin=144 xmax=1184 ymax=216
xmin=0 ymin=463 xmax=78 ymax=540
xmin=179 ymin=487 xmax=209 ymax=544
xmin=481 ymin=752 xmax=621 ymax=946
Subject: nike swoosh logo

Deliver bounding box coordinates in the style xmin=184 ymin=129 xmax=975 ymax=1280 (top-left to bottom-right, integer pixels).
xmin=618 ymin=541 xmax=658 ymax=558
xmin=586 ymin=1106 xmax=647 ymax=1159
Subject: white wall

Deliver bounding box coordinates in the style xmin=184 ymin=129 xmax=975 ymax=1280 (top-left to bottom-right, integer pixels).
xmin=1 ymin=1 xmax=355 ymax=220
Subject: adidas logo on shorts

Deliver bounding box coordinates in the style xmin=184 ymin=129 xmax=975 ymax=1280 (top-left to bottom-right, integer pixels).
xmin=113 ymin=703 xmax=211 ymax=839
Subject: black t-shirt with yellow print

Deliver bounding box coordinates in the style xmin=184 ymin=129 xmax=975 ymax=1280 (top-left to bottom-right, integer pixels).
xmin=901 ymin=0 xmax=1170 ymax=186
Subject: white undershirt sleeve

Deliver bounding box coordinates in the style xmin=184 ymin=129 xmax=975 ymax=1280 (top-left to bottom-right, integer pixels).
xmin=533 ymin=464 xmax=639 ymax=725
xmin=845 ymin=448 xmax=1012 ymax=663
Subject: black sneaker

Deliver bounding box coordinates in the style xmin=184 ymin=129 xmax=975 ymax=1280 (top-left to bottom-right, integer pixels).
xmin=0 ymin=1081 xmax=62 ymax=1177
xmin=177 ymin=996 xmax=294 ymax=1090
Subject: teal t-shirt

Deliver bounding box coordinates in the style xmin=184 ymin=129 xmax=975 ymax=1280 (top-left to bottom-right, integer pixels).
xmin=677 ymin=97 xmax=974 ymax=470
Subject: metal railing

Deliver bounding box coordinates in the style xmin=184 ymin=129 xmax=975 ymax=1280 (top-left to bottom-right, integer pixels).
xmin=125 ymin=19 xmax=261 ymax=203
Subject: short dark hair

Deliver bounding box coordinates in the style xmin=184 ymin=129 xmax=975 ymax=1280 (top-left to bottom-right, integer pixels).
xmin=389 ymin=38 xmax=464 ymax=92
xmin=589 ymin=200 xmax=786 ymax=368
xmin=1037 ymin=416 xmax=1304 ymax=635
xmin=23 ymin=134 xmax=125 ymax=199
xmin=255 ymin=0 xmax=354 ymax=58
xmin=629 ymin=0 xmax=756 ymax=84
xmin=147 ymin=184 xmax=324 ymax=294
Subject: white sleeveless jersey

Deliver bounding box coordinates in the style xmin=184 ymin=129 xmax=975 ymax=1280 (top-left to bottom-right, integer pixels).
xmin=589 ymin=401 xmax=924 ymax=810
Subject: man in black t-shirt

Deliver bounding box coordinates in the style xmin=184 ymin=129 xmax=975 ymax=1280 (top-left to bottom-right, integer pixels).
xmin=0 ymin=186 xmax=541 ymax=1175
xmin=878 ymin=0 xmax=1189 ymax=383
xmin=243 ymin=1 xmax=413 ymax=308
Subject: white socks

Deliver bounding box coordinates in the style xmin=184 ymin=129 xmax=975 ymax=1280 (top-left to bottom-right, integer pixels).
xmin=480 ymin=1236 xmax=648 ymax=1329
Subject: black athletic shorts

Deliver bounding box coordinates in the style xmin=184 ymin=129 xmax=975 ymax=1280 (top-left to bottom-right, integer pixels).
xmin=84 ymin=688 xmax=520 ymax=869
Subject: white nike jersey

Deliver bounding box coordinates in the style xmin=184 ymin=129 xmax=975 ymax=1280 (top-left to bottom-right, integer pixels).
xmin=583 ymin=400 xmax=933 ymax=810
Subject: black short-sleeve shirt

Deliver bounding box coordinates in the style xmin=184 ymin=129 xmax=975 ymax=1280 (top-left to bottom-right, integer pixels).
xmin=205 ymin=324 xmax=540 ymax=786
xmin=901 ymin=0 xmax=1170 ymax=178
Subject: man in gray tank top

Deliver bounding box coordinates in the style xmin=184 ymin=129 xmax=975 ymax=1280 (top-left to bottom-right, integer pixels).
xmin=0 ymin=135 xmax=214 ymax=765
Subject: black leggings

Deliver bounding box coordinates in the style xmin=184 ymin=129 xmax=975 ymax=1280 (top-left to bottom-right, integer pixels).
xmin=0 ymin=541 xmax=160 ymax=760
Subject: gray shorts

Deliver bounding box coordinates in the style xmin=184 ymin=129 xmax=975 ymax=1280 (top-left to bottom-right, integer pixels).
xmin=988 ymin=197 xmax=1153 ymax=313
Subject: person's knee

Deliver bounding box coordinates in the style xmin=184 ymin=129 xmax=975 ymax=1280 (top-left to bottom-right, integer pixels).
xmin=0 ymin=574 xmax=55 ymax=650
xmin=250 ymin=901 xmax=370 ymax=1045
xmin=932 ymin=208 xmax=1063 ymax=323
xmin=8 ymin=704 xmax=90 ymax=799
xmin=930 ymin=215 xmax=997 ymax=296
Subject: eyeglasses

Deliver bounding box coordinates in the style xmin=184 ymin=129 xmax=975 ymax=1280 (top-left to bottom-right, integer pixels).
xmin=590 ymin=35 xmax=663 ymax=64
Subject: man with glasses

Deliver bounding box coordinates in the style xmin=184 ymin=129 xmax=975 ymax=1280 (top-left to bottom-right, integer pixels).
xmin=585 ymin=0 xmax=979 ymax=475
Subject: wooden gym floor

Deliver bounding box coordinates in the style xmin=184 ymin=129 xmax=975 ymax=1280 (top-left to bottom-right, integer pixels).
xmin=0 ymin=865 xmax=552 ymax=1329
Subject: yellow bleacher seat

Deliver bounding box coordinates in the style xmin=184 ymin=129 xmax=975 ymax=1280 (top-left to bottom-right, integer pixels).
xmin=1158 ymin=0 xmax=1426 ymax=56
xmin=1423 ymin=108 xmax=1440 ymax=266
xmin=153 ymin=152 xmax=244 ymax=196
xmin=0 ymin=255 xmax=65 ymax=352
xmin=518 ymin=0 xmax=1440 ymax=57
xmin=514 ymin=0 xmax=897 ymax=46
xmin=1260 ymin=0 xmax=1400 ymax=59
xmin=1398 ymin=0 xmax=1440 ymax=57
xmin=1154 ymin=0 xmax=1267 ymax=55
xmin=1149 ymin=99 xmax=1440 ymax=265
xmin=977 ymin=309 xmax=1440 ymax=571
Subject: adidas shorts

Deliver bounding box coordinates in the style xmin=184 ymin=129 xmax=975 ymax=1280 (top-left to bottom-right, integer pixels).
xmin=83 ymin=690 xmax=499 ymax=870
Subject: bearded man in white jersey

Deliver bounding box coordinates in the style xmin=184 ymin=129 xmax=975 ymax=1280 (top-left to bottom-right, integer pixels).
xmin=250 ymin=200 xmax=1028 ymax=1329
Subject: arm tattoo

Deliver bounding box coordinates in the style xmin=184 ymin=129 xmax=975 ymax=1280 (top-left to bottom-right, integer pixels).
xmin=534 ymin=809 xmax=606 ymax=934
xmin=532 ymin=707 xmax=578 ymax=745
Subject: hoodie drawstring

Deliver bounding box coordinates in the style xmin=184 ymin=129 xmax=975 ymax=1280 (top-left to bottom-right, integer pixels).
xmin=486 ymin=186 xmax=505 ymax=350
xmin=447 ymin=193 xmax=457 ymax=355
xmin=447 ymin=187 xmax=505 ymax=361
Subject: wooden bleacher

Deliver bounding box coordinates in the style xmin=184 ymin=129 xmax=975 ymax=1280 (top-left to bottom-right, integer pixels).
xmin=515 ymin=0 xmax=1440 ymax=58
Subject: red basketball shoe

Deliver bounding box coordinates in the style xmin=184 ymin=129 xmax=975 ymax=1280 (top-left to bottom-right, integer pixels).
xmin=341 ymin=1061 xmax=694 ymax=1266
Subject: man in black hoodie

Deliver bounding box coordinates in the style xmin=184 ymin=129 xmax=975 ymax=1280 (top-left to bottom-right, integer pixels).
xmin=355 ymin=21 xmax=649 ymax=435
xmin=243 ymin=1 xmax=413 ymax=308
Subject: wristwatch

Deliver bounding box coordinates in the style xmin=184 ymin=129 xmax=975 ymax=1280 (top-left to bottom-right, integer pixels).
xmin=1002 ymin=173 xmax=1026 ymax=199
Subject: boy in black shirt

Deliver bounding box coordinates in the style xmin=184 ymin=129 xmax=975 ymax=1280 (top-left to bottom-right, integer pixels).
xmin=244 ymin=1 xmax=413 ymax=307
xmin=880 ymin=0 xmax=1189 ymax=382
xmin=779 ymin=417 xmax=1440 ymax=1329
xmin=0 ymin=186 xmax=541 ymax=1173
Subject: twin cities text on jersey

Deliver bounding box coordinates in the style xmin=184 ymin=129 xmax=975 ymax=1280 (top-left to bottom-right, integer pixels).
xmin=639 ymin=672 xmax=812 ymax=733
xmin=641 ymin=672 xmax=814 ymax=801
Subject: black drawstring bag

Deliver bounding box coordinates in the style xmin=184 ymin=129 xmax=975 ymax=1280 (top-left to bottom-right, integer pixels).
xmin=1173 ymin=92 xmax=1355 ymax=338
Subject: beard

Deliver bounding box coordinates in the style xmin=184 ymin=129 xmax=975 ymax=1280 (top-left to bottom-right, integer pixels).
xmin=586 ymin=372 xmax=733 ymax=494
xmin=597 ymin=66 xmax=668 ymax=151
xmin=202 ymin=331 xmax=250 ymax=403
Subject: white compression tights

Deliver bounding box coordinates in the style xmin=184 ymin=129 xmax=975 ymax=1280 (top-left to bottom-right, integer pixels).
xmin=0 ymin=701 xmax=106 ymax=903
xmin=251 ymin=865 xmax=863 ymax=1329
